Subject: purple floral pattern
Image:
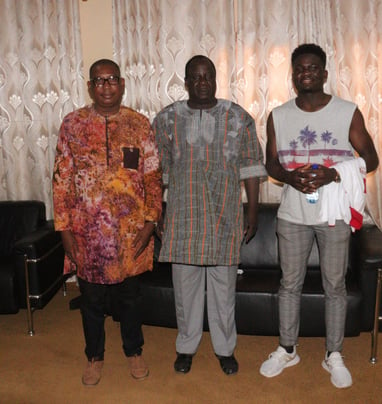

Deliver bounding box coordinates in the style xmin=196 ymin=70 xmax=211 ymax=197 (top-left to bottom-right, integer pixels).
xmin=53 ymin=106 xmax=162 ymax=284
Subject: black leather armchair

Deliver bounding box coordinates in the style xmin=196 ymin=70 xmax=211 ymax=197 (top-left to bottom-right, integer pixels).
xmin=0 ymin=200 xmax=66 ymax=335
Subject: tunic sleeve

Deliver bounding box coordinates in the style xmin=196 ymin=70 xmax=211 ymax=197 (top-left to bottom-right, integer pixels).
xmin=143 ymin=125 xmax=163 ymax=222
xmin=239 ymin=112 xmax=267 ymax=180
xmin=52 ymin=116 xmax=75 ymax=230
xmin=153 ymin=110 xmax=172 ymax=186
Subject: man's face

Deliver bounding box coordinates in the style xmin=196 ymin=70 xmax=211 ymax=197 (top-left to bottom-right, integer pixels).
xmin=185 ymin=59 xmax=217 ymax=107
xmin=88 ymin=63 xmax=125 ymax=114
xmin=292 ymin=53 xmax=327 ymax=94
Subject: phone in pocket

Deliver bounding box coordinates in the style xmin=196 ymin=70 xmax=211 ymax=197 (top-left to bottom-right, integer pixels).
xmin=122 ymin=147 xmax=139 ymax=170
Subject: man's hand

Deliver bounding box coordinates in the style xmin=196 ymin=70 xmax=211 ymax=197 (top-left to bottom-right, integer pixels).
xmin=133 ymin=222 xmax=156 ymax=260
xmin=243 ymin=223 xmax=258 ymax=244
xmin=289 ymin=164 xmax=337 ymax=194
xmin=61 ymin=230 xmax=79 ymax=264
xmin=243 ymin=176 xmax=260 ymax=244
xmin=154 ymin=214 xmax=164 ymax=240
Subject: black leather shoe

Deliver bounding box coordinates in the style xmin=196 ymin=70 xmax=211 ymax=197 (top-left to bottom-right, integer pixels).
xmin=216 ymin=354 xmax=238 ymax=375
xmin=174 ymin=353 xmax=193 ymax=374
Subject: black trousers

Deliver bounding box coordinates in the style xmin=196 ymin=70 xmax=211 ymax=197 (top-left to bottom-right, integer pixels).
xmin=78 ymin=276 xmax=144 ymax=361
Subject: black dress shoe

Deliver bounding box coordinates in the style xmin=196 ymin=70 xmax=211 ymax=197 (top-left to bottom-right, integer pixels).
xmin=174 ymin=353 xmax=193 ymax=373
xmin=216 ymin=354 xmax=238 ymax=375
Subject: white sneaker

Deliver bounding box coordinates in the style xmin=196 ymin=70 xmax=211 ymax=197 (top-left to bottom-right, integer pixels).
xmin=322 ymin=352 xmax=352 ymax=388
xmin=260 ymin=346 xmax=300 ymax=378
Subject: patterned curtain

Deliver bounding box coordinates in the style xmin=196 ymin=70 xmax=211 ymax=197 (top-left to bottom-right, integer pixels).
xmin=113 ymin=0 xmax=382 ymax=228
xmin=0 ymin=0 xmax=85 ymax=219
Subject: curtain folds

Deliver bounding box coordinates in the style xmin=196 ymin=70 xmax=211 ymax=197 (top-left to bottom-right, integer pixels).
xmin=113 ymin=0 xmax=382 ymax=228
xmin=0 ymin=0 xmax=85 ymax=218
xmin=0 ymin=0 xmax=380 ymax=226
xmin=113 ymin=0 xmax=237 ymax=121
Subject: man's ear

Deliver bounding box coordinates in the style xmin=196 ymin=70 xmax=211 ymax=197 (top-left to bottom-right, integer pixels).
xmin=87 ymin=81 xmax=95 ymax=100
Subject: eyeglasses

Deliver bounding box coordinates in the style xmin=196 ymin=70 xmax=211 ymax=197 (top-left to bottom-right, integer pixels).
xmin=91 ymin=76 xmax=120 ymax=87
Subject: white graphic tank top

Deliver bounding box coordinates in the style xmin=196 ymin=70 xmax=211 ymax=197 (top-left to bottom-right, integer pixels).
xmin=273 ymin=95 xmax=356 ymax=225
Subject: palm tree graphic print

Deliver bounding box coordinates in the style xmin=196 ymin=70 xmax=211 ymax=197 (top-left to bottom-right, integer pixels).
xmin=284 ymin=125 xmax=346 ymax=169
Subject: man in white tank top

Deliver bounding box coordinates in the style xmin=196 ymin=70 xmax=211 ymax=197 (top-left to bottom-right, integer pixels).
xmin=259 ymin=43 xmax=379 ymax=389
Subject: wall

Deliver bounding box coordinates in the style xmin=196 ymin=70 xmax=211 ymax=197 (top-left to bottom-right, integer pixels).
xmin=79 ymin=0 xmax=113 ymax=103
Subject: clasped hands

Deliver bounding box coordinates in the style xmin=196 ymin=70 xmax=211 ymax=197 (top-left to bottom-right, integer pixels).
xmin=288 ymin=163 xmax=336 ymax=194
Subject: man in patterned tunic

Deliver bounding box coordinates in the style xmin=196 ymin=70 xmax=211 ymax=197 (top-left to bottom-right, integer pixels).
xmin=153 ymin=55 xmax=266 ymax=375
xmin=53 ymin=59 xmax=162 ymax=385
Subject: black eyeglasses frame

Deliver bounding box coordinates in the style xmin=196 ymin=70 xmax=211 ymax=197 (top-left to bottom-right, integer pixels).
xmin=91 ymin=76 xmax=120 ymax=87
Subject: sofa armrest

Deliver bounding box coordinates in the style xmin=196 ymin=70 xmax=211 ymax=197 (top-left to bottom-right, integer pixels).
xmin=357 ymin=225 xmax=382 ymax=268
xmin=13 ymin=221 xmax=65 ymax=308
xmin=13 ymin=221 xmax=61 ymax=259
xmin=353 ymin=224 xmax=382 ymax=331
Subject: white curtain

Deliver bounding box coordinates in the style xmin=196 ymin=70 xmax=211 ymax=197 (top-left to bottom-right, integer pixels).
xmin=0 ymin=0 xmax=85 ymax=219
xmin=113 ymin=0 xmax=382 ymax=228
xmin=113 ymin=0 xmax=237 ymax=122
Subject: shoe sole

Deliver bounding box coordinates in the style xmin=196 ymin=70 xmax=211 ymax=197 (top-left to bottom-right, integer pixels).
xmin=260 ymin=354 xmax=300 ymax=378
xmin=223 ymin=370 xmax=238 ymax=376
xmin=131 ymin=370 xmax=149 ymax=381
xmin=175 ymin=370 xmax=190 ymax=374
xmin=321 ymin=360 xmax=352 ymax=389
xmin=82 ymin=377 xmax=101 ymax=386
xmin=174 ymin=366 xmax=191 ymax=374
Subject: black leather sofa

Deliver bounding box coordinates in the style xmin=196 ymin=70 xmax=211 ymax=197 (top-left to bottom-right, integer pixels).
xmin=139 ymin=203 xmax=382 ymax=337
xmin=0 ymin=200 xmax=66 ymax=335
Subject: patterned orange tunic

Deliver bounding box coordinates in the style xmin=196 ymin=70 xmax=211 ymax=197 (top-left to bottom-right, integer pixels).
xmin=53 ymin=105 xmax=162 ymax=284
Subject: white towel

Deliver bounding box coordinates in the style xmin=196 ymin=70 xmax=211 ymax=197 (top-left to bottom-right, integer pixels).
xmin=319 ymin=158 xmax=366 ymax=232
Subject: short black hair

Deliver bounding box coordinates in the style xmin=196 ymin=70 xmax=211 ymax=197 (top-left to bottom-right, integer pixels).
xmin=185 ymin=55 xmax=216 ymax=79
xmin=291 ymin=44 xmax=326 ymax=68
xmin=89 ymin=59 xmax=121 ymax=79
